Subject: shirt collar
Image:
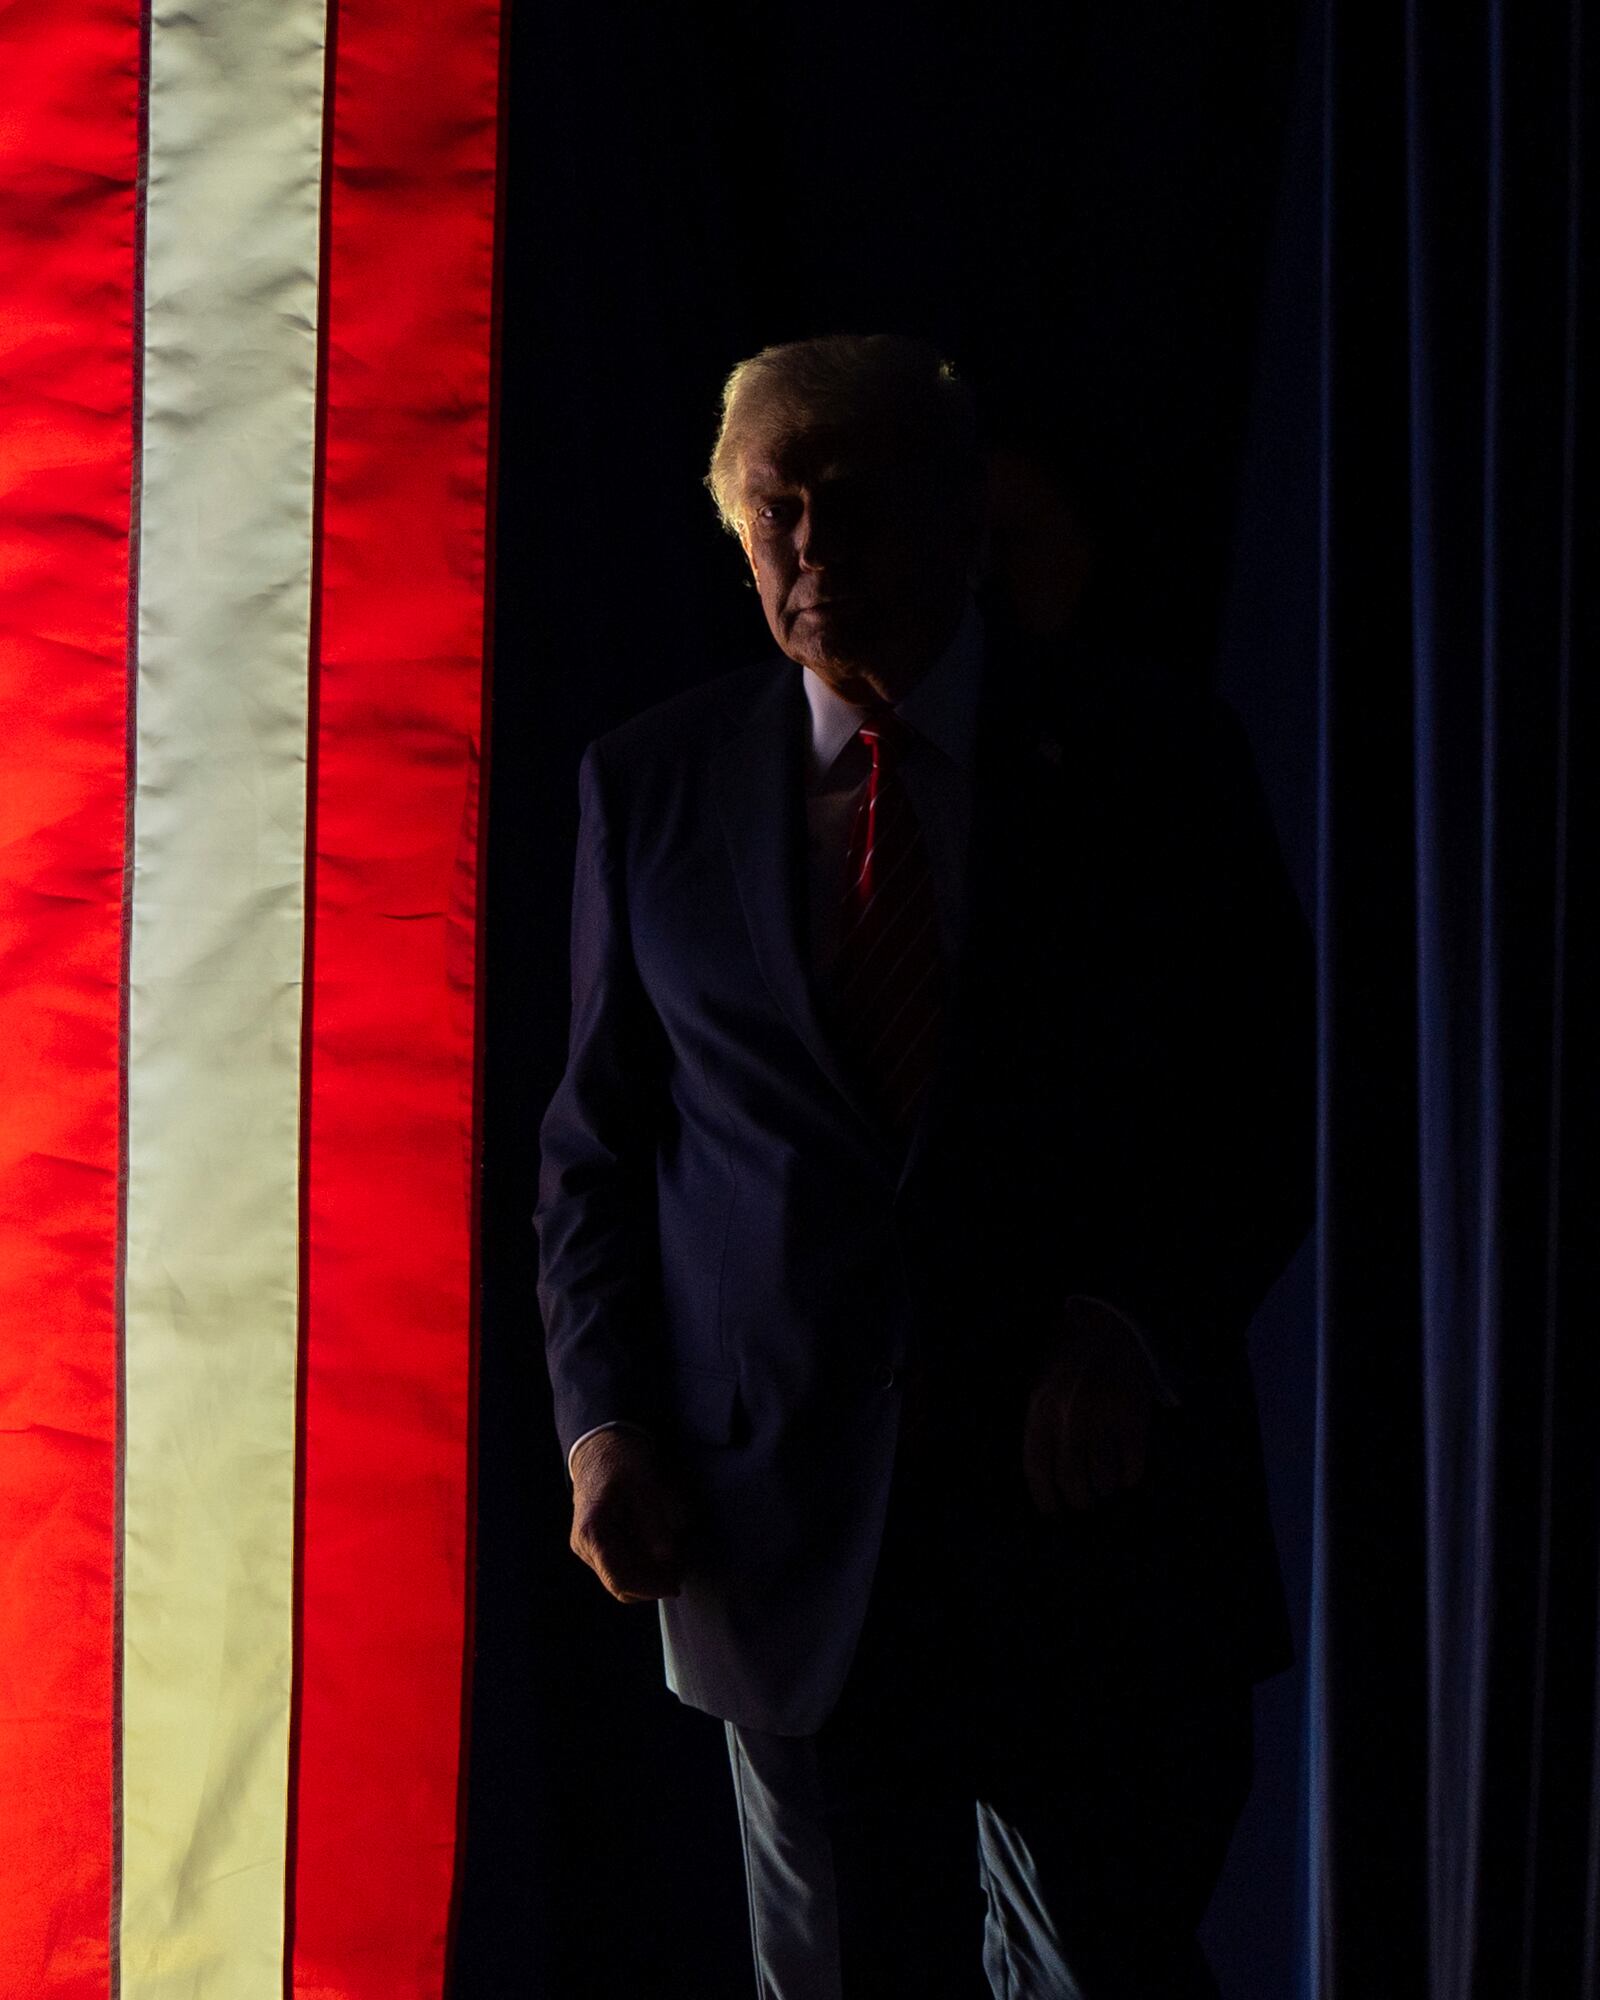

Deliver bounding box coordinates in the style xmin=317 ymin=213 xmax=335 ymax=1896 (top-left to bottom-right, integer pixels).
xmin=800 ymin=597 xmax=985 ymax=779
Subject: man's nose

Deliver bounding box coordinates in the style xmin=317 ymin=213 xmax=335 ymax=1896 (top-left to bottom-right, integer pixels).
xmin=796 ymin=502 xmax=842 ymax=571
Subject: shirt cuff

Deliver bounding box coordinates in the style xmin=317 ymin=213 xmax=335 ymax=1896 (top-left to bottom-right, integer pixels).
xmin=567 ymin=1419 xmax=654 ymax=1480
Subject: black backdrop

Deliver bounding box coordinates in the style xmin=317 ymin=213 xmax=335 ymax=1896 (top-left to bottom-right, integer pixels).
xmin=456 ymin=6 xmax=1319 ymax=1994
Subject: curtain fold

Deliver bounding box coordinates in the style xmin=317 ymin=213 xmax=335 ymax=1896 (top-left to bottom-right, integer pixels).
xmin=1314 ymin=1 xmax=1595 ymax=1992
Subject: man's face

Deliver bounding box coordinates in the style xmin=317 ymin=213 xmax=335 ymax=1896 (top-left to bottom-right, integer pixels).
xmin=736 ymin=420 xmax=979 ymax=703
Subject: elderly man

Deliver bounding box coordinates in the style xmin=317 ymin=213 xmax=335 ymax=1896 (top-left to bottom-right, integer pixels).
xmin=536 ymin=335 xmax=1312 ymax=1998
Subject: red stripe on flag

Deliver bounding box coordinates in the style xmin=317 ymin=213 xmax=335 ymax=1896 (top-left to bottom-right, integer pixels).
xmin=290 ymin=1 xmax=504 ymax=1992
xmin=0 ymin=3 xmax=142 ymax=1993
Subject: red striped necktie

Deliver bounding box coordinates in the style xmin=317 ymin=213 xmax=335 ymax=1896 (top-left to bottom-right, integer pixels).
xmin=831 ymin=713 xmax=946 ymax=1134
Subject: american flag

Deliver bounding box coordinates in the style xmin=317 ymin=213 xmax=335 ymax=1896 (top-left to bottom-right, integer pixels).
xmin=0 ymin=2 xmax=505 ymax=1992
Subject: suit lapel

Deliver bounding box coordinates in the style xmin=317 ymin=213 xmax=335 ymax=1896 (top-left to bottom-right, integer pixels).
xmin=712 ymin=666 xmax=888 ymax=1144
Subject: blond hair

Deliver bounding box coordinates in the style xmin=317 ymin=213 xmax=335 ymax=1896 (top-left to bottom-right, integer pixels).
xmin=705 ymin=333 xmax=981 ymax=536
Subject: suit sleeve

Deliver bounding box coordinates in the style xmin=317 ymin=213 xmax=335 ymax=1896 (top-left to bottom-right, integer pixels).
xmin=1074 ymin=689 xmax=1315 ymax=1405
xmin=535 ymin=741 xmax=672 ymax=1462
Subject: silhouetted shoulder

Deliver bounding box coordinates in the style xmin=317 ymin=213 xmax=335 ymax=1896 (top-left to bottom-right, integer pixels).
xmin=590 ymin=658 xmax=790 ymax=780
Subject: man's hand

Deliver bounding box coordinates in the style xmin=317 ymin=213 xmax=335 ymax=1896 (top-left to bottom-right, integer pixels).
xmin=1022 ymin=1298 xmax=1157 ymax=1516
xmin=569 ymin=1428 xmax=690 ymax=1602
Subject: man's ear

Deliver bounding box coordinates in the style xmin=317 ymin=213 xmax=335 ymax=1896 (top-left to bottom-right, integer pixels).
xmin=738 ymin=531 xmax=759 ymax=587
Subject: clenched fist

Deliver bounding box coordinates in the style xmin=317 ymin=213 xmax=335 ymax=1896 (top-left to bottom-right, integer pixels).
xmin=568 ymin=1428 xmax=690 ymax=1602
xmin=1022 ymin=1298 xmax=1157 ymax=1516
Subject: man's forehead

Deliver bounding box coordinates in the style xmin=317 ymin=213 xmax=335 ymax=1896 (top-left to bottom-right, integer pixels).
xmin=738 ymin=420 xmax=900 ymax=491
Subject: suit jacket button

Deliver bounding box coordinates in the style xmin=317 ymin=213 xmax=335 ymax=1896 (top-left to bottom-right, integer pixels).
xmin=868 ymin=1363 xmax=896 ymax=1390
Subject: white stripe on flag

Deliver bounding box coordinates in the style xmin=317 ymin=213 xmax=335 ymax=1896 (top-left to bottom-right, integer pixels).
xmin=120 ymin=1 xmax=327 ymax=1991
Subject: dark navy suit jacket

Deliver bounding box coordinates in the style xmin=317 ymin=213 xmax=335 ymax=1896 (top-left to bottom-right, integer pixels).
xmin=536 ymin=630 xmax=1313 ymax=1735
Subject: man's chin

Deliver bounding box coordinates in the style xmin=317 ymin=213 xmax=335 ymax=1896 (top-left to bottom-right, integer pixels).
xmin=784 ymin=619 xmax=882 ymax=685
xmin=782 ymin=594 xmax=963 ymax=698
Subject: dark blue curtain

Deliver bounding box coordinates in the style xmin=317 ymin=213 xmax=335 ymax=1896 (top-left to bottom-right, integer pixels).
xmin=1314 ymin=1 xmax=1595 ymax=1992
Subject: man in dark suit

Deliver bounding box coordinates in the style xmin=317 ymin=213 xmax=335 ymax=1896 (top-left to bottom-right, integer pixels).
xmin=536 ymin=335 xmax=1313 ymax=1997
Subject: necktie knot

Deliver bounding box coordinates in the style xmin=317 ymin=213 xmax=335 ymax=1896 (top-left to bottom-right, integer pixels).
xmin=855 ymin=709 xmax=905 ymax=761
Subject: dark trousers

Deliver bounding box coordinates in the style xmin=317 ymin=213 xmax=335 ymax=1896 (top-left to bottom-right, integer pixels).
xmin=726 ymin=1416 xmax=1256 ymax=1999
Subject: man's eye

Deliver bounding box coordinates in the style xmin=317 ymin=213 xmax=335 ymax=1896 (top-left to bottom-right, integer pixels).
xmin=756 ymin=502 xmax=796 ymax=526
